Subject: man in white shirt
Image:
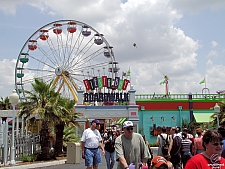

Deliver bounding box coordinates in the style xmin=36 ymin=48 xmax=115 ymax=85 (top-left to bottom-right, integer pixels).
xmin=81 ymin=119 xmax=105 ymax=169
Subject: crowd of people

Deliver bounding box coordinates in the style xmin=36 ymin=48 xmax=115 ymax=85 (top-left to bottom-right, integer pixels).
xmin=156 ymin=126 xmax=225 ymax=169
xmin=81 ymin=119 xmax=225 ymax=169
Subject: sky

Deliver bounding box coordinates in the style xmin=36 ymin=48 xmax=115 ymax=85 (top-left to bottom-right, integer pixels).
xmin=0 ymin=0 xmax=225 ymax=99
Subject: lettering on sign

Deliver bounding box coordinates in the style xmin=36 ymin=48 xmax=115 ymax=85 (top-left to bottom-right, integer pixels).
xmin=84 ymin=92 xmax=129 ymax=103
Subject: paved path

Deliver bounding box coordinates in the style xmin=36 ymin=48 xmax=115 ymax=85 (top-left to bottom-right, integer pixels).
xmin=2 ymin=148 xmax=158 ymax=169
xmin=40 ymin=147 xmax=158 ymax=169
xmin=43 ymin=157 xmax=110 ymax=169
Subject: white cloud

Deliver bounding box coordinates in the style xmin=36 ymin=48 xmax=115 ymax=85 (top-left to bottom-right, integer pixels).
xmin=207 ymin=50 xmax=218 ymax=57
xmin=169 ymin=0 xmax=225 ymax=13
xmin=211 ymin=41 xmax=218 ymax=48
xmin=0 ymin=59 xmax=17 ymax=98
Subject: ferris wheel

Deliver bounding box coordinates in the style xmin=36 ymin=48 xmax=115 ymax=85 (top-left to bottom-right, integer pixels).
xmin=15 ymin=20 xmax=119 ymax=102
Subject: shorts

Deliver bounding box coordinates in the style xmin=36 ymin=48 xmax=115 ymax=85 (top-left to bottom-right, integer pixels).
xmin=85 ymin=148 xmax=102 ymax=167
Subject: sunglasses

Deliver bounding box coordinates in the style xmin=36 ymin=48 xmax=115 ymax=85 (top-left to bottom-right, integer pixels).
xmin=126 ymin=127 xmax=133 ymax=131
xmin=212 ymin=142 xmax=224 ymax=146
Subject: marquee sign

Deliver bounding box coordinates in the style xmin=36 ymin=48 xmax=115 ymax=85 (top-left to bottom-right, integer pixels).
xmin=83 ymin=75 xmax=130 ymax=103
xmin=83 ymin=76 xmax=129 ymax=91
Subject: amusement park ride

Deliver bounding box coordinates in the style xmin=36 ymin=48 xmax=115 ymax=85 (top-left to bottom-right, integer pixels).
xmin=14 ymin=20 xmax=131 ymax=105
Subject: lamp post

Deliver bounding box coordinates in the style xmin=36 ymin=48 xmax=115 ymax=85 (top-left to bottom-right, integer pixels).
xmin=9 ymin=90 xmax=19 ymax=165
xmin=214 ymin=103 xmax=220 ymax=129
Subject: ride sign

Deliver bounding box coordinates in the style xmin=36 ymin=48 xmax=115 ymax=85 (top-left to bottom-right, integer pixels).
xmin=84 ymin=92 xmax=129 ymax=103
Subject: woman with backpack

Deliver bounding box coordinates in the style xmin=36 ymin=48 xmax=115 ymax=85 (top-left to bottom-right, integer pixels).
xmin=156 ymin=126 xmax=170 ymax=160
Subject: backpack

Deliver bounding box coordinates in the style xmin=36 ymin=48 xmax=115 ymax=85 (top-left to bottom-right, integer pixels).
xmin=170 ymin=134 xmax=182 ymax=156
xmin=160 ymin=134 xmax=169 ymax=155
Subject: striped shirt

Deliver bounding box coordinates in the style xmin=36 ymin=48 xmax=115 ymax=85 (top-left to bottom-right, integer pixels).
xmin=181 ymin=139 xmax=192 ymax=152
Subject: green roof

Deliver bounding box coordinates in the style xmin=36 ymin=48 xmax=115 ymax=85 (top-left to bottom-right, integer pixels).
xmin=116 ymin=118 xmax=127 ymax=125
xmin=193 ymin=113 xmax=214 ymax=123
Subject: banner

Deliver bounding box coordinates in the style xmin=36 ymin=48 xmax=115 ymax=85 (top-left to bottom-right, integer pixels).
xmin=83 ymin=79 xmax=91 ymax=90
xmin=118 ymin=79 xmax=124 ymax=91
xmin=114 ymin=77 xmax=120 ymax=89
xmin=98 ymin=77 xmax=103 ymax=88
xmin=88 ymin=79 xmax=95 ymax=90
xmin=122 ymin=79 xmax=129 ymax=90
xmin=102 ymin=76 xmax=107 ymax=87
xmin=107 ymin=78 xmax=112 ymax=89
xmin=93 ymin=77 xmax=98 ymax=88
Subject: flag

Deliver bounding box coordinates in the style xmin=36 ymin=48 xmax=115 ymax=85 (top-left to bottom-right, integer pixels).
xmin=160 ymin=79 xmax=166 ymax=85
xmin=122 ymin=72 xmax=126 ymax=76
xmin=199 ymin=78 xmax=205 ymax=84
xmin=126 ymin=70 xmax=130 ymax=76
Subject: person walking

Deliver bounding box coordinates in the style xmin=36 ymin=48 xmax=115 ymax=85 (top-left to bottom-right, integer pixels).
xmin=81 ymin=119 xmax=105 ymax=169
xmin=194 ymin=127 xmax=204 ymax=155
xmin=115 ymin=121 xmax=148 ymax=169
xmin=218 ymin=127 xmax=225 ymax=158
xmin=168 ymin=127 xmax=182 ymax=169
xmin=185 ymin=129 xmax=225 ymax=168
xmin=181 ymin=132 xmax=192 ymax=168
xmin=103 ymin=130 xmax=115 ymax=169
xmin=156 ymin=126 xmax=170 ymax=159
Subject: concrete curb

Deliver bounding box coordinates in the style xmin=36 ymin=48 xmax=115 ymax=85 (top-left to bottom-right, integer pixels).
xmin=1 ymin=159 xmax=66 ymax=169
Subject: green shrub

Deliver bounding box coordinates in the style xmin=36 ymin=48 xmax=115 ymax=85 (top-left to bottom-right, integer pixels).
xmin=149 ymin=142 xmax=158 ymax=147
xmin=20 ymin=154 xmax=36 ymax=162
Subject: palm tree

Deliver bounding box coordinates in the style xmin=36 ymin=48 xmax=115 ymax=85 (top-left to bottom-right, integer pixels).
xmin=63 ymin=125 xmax=80 ymax=151
xmin=0 ymin=97 xmax=11 ymax=124
xmin=0 ymin=97 xmax=10 ymax=110
xmin=18 ymin=78 xmax=80 ymax=159
xmin=53 ymin=97 xmax=80 ymax=156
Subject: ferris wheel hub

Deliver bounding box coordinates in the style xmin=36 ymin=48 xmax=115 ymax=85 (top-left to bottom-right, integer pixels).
xmin=55 ymin=67 xmax=63 ymax=76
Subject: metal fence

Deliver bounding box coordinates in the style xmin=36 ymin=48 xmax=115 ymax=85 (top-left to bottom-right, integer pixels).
xmin=0 ymin=134 xmax=40 ymax=165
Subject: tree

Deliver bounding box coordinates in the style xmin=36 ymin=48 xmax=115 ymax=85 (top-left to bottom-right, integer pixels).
xmin=62 ymin=125 xmax=80 ymax=151
xmin=18 ymin=78 xmax=80 ymax=159
xmin=0 ymin=97 xmax=10 ymax=110
xmin=53 ymin=97 xmax=80 ymax=156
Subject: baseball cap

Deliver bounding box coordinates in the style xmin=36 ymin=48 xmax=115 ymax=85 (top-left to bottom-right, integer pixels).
xmin=91 ymin=119 xmax=100 ymax=124
xmin=123 ymin=121 xmax=133 ymax=128
xmin=152 ymin=156 xmax=168 ymax=168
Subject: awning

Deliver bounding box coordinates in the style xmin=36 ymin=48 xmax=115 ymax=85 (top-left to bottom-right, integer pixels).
xmin=116 ymin=118 xmax=127 ymax=125
xmin=193 ymin=113 xmax=214 ymax=123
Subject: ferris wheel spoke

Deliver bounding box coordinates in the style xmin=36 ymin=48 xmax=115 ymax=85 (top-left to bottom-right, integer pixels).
xmin=75 ymin=37 xmax=94 ymax=59
xmin=66 ymin=35 xmax=89 ymax=68
xmin=70 ymin=61 xmax=108 ymax=73
xmin=65 ymin=30 xmax=80 ymax=58
xmin=24 ymin=68 xmax=55 ymax=73
xmin=28 ymin=55 xmax=55 ymax=69
xmin=68 ymin=74 xmax=84 ymax=83
xmin=44 ymin=35 xmax=62 ymax=66
xmin=54 ymin=34 xmax=64 ymax=64
xmin=37 ymin=45 xmax=59 ymax=67
xmin=69 ymin=47 xmax=104 ymax=70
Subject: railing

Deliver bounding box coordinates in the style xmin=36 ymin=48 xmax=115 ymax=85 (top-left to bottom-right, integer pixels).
xmin=135 ymin=93 xmax=225 ymax=101
xmin=0 ymin=134 xmax=40 ymax=164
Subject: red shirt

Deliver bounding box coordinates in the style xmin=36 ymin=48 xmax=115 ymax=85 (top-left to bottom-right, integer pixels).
xmin=185 ymin=153 xmax=225 ymax=169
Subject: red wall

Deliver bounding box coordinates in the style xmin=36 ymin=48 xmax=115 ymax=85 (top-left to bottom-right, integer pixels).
xmin=137 ymin=101 xmax=217 ymax=110
xmin=192 ymin=102 xmax=216 ymax=110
